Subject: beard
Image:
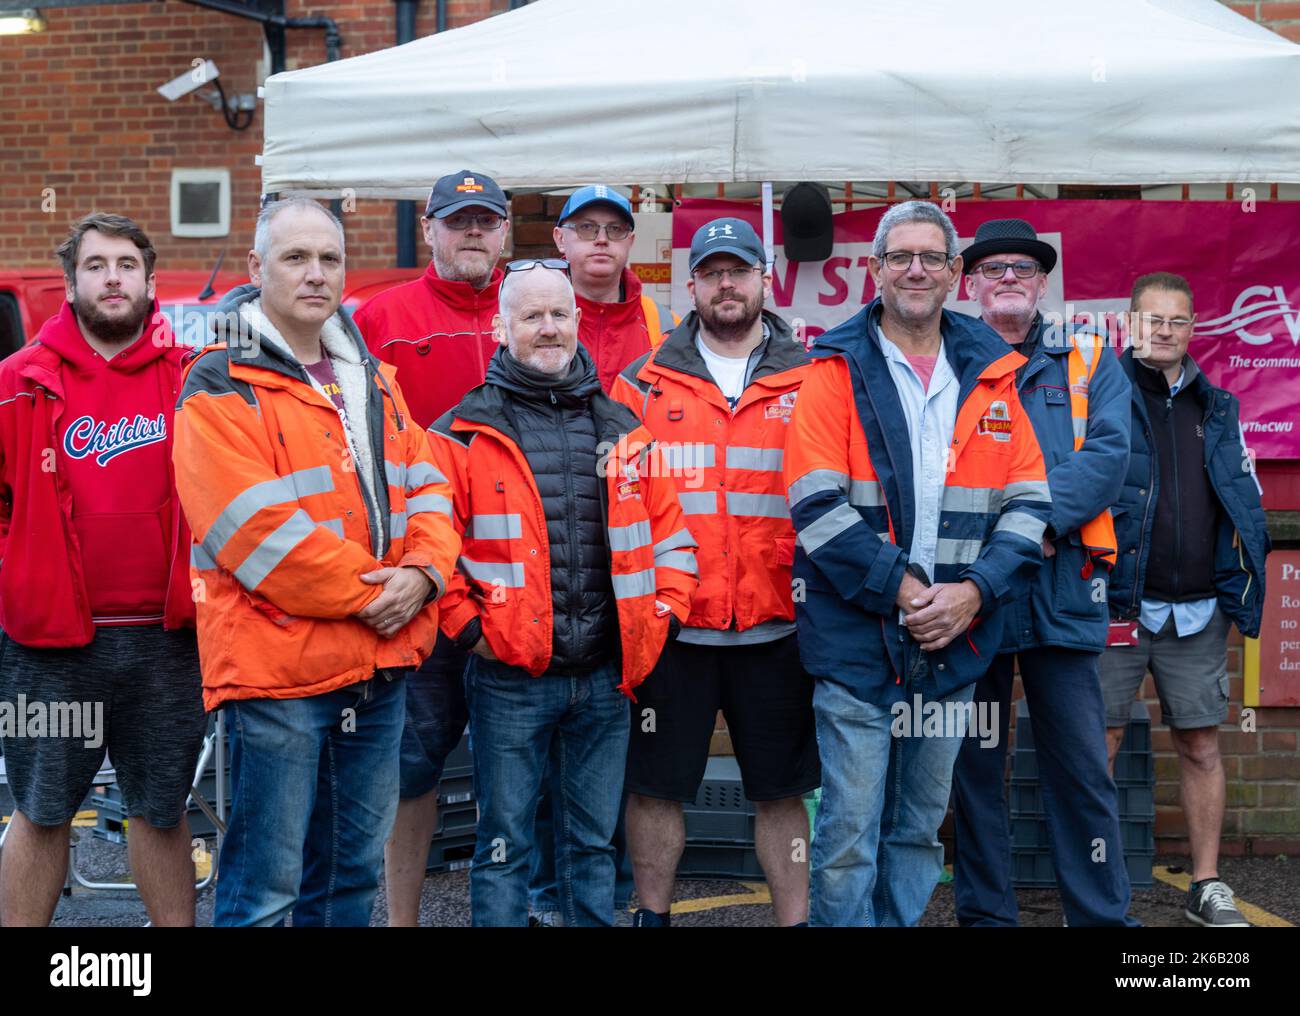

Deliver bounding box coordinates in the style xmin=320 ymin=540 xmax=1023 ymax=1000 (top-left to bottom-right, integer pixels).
xmin=433 ymin=244 xmax=495 ymax=289
xmin=696 ymin=288 xmax=763 ymax=342
xmin=885 ymin=286 xmax=947 ymax=328
xmin=73 ymin=288 xmax=153 ymax=345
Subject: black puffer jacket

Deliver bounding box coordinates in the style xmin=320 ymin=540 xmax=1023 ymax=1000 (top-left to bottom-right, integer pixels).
xmin=484 ymin=345 xmax=617 ymax=673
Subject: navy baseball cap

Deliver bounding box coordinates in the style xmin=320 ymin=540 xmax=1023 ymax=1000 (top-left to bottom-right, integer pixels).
xmin=689 ymin=217 xmax=765 ymax=272
xmin=557 ymin=185 xmax=635 ymax=228
xmin=425 ymin=170 xmax=508 ymax=219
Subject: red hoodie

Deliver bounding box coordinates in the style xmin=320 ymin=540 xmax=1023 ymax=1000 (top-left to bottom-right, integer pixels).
xmin=576 ymin=269 xmax=665 ymax=392
xmin=0 ymin=301 xmax=194 ymax=646
xmin=352 ymin=262 xmax=502 ymax=429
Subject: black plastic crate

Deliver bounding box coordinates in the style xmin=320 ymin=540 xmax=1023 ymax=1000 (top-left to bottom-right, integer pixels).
xmin=1014 ymin=697 xmax=1149 ymax=751
xmin=438 ymin=772 xmax=474 ymax=807
xmin=1011 ymin=747 xmax=1152 ymax=786
xmin=435 ymin=801 xmax=478 ymax=838
xmin=678 ymin=841 xmax=764 ymax=880
xmin=1011 ymin=848 xmax=1154 ymax=889
xmin=1011 ymin=780 xmax=1154 ymax=820
xmin=1011 ymin=815 xmax=1154 ymax=854
xmin=426 ymin=832 xmax=477 ymax=873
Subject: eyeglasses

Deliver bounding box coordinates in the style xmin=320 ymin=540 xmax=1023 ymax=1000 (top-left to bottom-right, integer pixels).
xmin=693 ymin=265 xmax=763 ymax=285
xmin=561 ymin=221 xmax=633 ymax=241
xmin=504 ymin=258 xmax=570 ymax=276
xmin=440 ymin=212 xmax=506 ymax=232
xmin=974 ymin=259 xmax=1042 ymax=280
xmin=881 ymin=250 xmax=952 ymax=272
xmin=1138 ymin=313 xmax=1195 ymax=333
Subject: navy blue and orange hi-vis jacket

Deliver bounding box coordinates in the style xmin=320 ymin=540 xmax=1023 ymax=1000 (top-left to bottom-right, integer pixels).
xmin=783 ymin=299 xmax=1052 ymax=707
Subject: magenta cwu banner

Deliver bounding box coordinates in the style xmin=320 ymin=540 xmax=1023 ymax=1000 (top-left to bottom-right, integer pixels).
xmin=671 ymin=198 xmax=1300 ymax=460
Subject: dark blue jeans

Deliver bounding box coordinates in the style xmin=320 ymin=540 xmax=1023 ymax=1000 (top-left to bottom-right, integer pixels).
xmin=951 ymin=648 xmax=1136 ymax=927
xmin=465 ymin=655 xmax=629 ymax=927
xmin=214 ymin=674 xmax=404 ymax=927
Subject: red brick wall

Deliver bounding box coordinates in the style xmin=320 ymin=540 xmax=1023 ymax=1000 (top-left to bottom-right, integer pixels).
xmin=0 ymin=1 xmax=505 ymax=270
xmin=1226 ymin=1 xmax=1300 ymax=40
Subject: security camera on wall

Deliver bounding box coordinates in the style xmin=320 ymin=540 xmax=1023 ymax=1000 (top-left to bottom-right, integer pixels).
xmin=157 ymin=60 xmax=220 ymax=102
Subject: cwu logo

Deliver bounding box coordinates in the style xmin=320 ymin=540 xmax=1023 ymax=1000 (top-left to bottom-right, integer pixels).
xmin=63 ymin=414 xmax=167 ymax=466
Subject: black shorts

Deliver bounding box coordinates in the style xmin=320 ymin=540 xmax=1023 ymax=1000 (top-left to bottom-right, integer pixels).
xmin=398 ymin=632 xmax=470 ymax=799
xmin=0 ymin=625 xmax=207 ymax=828
xmin=625 ymin=633 xmax=820 ymax=803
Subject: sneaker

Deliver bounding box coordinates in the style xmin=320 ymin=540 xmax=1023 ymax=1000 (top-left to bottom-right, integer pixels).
xmin=1185 ymin=880 xmax=1249 ymax=927
xmin=631 ymin=908 xmax=669 ymax=927
xmin=528 ymin=911 xmax=563 ymax=927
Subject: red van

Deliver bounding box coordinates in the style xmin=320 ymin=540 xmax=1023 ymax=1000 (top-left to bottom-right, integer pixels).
xmin=0 ymin=267 xmax=423 ymax=360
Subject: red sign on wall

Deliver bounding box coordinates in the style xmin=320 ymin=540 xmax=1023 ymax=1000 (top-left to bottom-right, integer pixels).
xmin=1253 ymin=551 xmax=1300 ymax=707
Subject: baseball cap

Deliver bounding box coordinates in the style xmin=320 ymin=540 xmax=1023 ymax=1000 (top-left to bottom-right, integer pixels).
xmin=425 ymin=170 xmax=509 ymax=219
xmin=689 ymin=217 xmax=765 ymax=273
xmin=557 ymin=185 xmax=635 ymax=228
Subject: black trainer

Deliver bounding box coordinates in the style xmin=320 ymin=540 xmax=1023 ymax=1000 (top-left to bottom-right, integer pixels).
xmin=1185 ymin=880 xmax=1249 ymax=927
xmin=631 ymin=908 xmax=669 ymax=927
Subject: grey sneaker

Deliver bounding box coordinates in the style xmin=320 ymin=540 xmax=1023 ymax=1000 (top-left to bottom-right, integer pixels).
xmin=1185 ymin=880 xmax=1249 ymax=927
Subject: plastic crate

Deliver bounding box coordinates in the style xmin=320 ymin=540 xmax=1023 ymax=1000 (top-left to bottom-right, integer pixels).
xmin=684 ymin=756 xmax=755 ymax=844
xmin=437 ymin=772 xmax=474 ymax=807
xmin=444 ymin=731 xmax=472 ymax=772
xmin=678 ymin=841 xmax=764 ymax=881
xmin=426 ymin=832 xmax=477 ymax=873
xmin=1011 ymin=816 xmax=1154 ymax=854
xmin=1011 ymin=780 xmax=1153 ymax=820
xmin=435 ymin=801 xmax=479 ymax=838
xmin=1011 ymin=847 xmax=1154 ymax=890
xmin=1011 ymin=747 xmax=1152 ymax=786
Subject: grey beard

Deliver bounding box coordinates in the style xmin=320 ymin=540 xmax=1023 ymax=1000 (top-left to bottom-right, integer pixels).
xmin=433 ymin=250 xmax=494 ymax=289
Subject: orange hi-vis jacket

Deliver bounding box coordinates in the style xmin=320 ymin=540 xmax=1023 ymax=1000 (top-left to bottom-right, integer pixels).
xmin=429 ymin=378 xmax=698 ymax=696
xmin=784 ymin=300 xmax=1052 ymax=706
xmin=1065 ymin=329 xmax=1119 ymax=573
xmin=610 ymin=311 xmax=809 ymax=633
xmin=173 ymin=287 xmax=461 ymax=710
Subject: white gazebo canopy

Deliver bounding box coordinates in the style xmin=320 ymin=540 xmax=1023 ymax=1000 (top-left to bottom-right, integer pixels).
xmin=259 ymin=0 xmax=1300 ymax=198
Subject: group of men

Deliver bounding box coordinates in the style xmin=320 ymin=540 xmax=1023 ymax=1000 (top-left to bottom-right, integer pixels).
xmin=0 ymin=170 xmax=1269 ymax=928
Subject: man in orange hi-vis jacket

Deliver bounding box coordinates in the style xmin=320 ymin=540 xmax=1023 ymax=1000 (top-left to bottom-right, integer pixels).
xmin=427 ymin=260 xmax=697 ymax=926
xmin=173 ymin=198 xmax=461 ymax=927
xmin=784 ymin=200 xmax=1052 ymax=927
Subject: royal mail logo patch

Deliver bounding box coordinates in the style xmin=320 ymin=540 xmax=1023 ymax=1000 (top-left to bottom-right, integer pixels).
xmin=455 ymin=177 xmax=484 ymax=193
xmin=765 ymin=391 xmax=798 ymax=423
xmin=617 ymin=462 xmax=642 ymax=501
xmin=978 ymin=400 xmax=1013 ymax=442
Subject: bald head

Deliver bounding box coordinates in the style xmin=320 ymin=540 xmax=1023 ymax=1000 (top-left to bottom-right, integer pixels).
xmin=493 ymin=267 xmax=580 ymax=376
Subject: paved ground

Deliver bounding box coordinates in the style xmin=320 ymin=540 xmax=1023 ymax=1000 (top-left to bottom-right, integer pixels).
xmin=11 ymin=830 xmax=1296 ymax=927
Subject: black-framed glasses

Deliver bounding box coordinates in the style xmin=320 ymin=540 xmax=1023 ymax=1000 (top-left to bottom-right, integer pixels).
xmin=441 ymin=212 xmax=506 ymax=232
xmin=504 ymin=258 xmax=570 ymax=276
xmin=881 ymin=250 xmax=951 ymax=272
xmin=974 ymin=259 xmax=1042 ymax=280
xmin=693 ymin=265 xmax=763 ymax=285
xmin=561 ymin=221 xmax=633 ymax=241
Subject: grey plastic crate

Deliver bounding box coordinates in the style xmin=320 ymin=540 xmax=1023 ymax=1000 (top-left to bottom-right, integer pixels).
xmin=438 ymin=772 xmax=474 ymax=806
xmin=435 ymin=800 xmax=478 ymax=838
xmin=684 ymin=756 xmax=755 ymax=844
xmin=678 ymin=841 xmax=764 ymax=880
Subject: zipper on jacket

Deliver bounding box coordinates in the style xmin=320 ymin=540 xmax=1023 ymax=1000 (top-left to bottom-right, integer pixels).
xmin=555 ymin=396 xmax=580 ymax=657
xmin=1130 ymin=412 xmax=1158 ymax=617
xmin=1167 ymin=395 xmax=1182 ymax=599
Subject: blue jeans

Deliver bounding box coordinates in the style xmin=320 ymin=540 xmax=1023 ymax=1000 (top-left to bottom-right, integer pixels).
xmin=214 ymin=674 xmax=404 ymax=927
xmin=810 ymin=658 xmax=975 ymax=927
xmin=466 ymin=654 xmax=629 ymax=927
xmin=530 ymin=775 xmax=634 ymax=916
xmin=951 ymin=649 xmax=1136 ymax=926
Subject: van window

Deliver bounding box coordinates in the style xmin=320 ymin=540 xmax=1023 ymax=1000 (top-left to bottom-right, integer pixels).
xmin=158 ymin=302 xmax=361 ymax=348
xmin=0 ymin=292 xmax=23 ymax=361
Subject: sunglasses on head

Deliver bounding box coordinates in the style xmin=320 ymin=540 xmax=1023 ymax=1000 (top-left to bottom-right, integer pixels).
xmin=504 ymin=258 xmax=571 ymax=276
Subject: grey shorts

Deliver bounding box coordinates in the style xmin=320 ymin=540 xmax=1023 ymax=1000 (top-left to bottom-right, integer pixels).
xmin=0 ymin=625 xmax=207 ymax=827
xmin=1098 ymin=607 xmax=1230 ymax=730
